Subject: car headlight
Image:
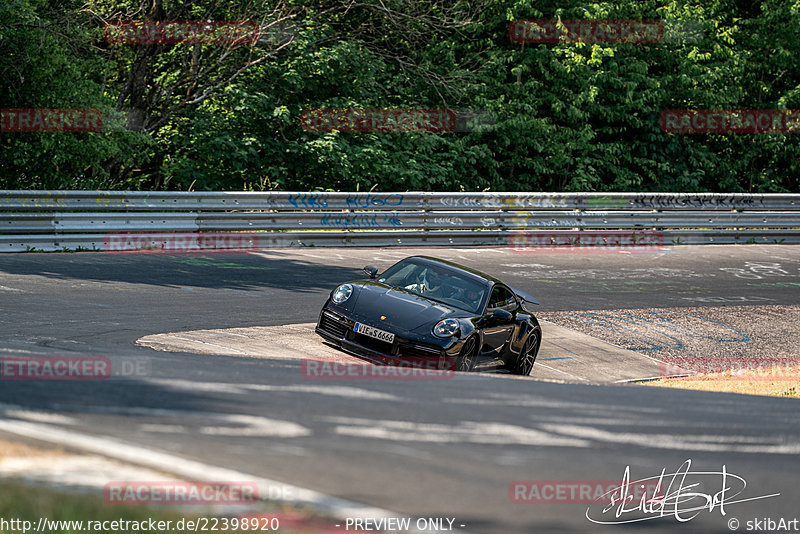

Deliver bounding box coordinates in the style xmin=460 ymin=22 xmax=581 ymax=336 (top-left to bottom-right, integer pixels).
xmin=332 ymin=284 xmax=353 ymax=304
xmin=433 ymin=318 xmax=460 ymax=338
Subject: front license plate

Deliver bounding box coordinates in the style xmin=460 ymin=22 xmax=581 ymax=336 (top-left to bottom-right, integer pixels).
xmin=354 ymin=322 xmax=395 ymax=344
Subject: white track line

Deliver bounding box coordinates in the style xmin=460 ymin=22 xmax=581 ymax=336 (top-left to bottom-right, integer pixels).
xmin=0 ymin=415 xmax=432 ymax=531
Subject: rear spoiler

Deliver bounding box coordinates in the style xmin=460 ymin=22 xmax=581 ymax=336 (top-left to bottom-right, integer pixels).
xmin=510 ymin=286 xmax=539 ymax=306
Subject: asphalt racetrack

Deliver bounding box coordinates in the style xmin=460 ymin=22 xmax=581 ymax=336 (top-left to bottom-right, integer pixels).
xmin=1 ymin=245 xmax=799 ymax=533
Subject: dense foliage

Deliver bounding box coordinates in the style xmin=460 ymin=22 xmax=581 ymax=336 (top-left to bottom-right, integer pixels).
xmin=2 ymin=0 xmax=799 ymax=192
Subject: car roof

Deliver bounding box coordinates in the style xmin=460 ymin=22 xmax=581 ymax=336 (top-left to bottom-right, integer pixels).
xmin=404 ymin=256 xmax=501 ymax=286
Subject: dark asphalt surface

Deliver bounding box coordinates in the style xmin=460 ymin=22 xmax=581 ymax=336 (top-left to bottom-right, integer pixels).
xmin=1 ymin=245 xmax=799 ymax=533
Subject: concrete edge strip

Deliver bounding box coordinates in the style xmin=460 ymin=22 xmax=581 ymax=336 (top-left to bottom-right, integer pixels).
xmin=617 ymin=373 xmax=692 ymax=384
xmin=0 ymin=416 xmax=435 ymax=533
xmin=539 ymin=320 xmax=666 ymax=365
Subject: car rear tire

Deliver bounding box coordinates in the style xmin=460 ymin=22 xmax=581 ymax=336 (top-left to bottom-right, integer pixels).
xmin=511 ymin=328 xmax=540 ymax=376
xmin=455 ymin=336 xmax=478 ymax=372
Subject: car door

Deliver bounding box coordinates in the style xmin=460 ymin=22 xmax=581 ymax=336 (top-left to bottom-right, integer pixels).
xmin=479 ymin=284 xmax=518 ymax=357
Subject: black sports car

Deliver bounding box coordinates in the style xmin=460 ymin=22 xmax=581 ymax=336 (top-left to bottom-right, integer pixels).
xmin=315 ymin=256 xmax=541 ymax=375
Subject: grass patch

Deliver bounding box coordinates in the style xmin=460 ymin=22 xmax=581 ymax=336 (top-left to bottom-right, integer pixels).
xmin=0 ymin=480 xmax=187 ymax=533
xmin=642 ymin=366 xmax=800 ymax=398
xmin=0 ymin=478 xmax=339 ymax=533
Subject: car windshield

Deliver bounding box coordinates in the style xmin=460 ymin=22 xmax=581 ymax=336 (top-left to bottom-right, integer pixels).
xmin=378 ymin=259 xmax=488 ymax=314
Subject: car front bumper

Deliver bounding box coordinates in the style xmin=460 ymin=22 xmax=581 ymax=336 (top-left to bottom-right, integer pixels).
xmin=315 ymin=308 xmax=461 ymax=368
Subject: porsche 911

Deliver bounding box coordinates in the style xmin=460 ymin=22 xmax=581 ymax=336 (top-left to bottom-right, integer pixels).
xmin=315 ymin=256 xmax=541 ymax=375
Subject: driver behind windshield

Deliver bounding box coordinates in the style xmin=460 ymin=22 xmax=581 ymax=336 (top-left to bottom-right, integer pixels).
xmin=405 ymin=268 xmax=458 ymax=300
xmin=391 ymin=264 xmax=484 ymax=312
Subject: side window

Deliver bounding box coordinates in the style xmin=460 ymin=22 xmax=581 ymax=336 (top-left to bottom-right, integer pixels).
xmin=487 ymin=286 xmax=516 ymax=311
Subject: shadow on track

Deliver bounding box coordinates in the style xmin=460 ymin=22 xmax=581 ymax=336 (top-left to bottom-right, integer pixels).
xmin=0 ymin=252 xmax=362 ymax=292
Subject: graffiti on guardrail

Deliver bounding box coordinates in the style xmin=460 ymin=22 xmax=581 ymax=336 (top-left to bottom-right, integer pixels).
xmin=345 ymin=193 xmax=404 ymax=209
xmin=288 ymin=193 xmax=328 ymax=208
xmin=630 ymin=194 xmax=762 ymax=209
xmin=286 ymin=192 xmax=405 ymax=209
xmin=2 ymin=191 xmax=799 ymax=252
xmin=508 ymin=216 xmax=581 ymax=228
xmin=320 ymin=213 xmax=402 ymax=228
xmin=432 ymin=216 xmax=464 ymax=226
xmin=95 ymin=195 xmax=129 ymax=206
xmin=1 ymin=194 xmax=68 ymax=207
xmin=437 ymin=194 xmax=570 ymax=209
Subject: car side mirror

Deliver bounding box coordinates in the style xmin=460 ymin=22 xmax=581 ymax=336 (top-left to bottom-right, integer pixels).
xmin=491 ymin=309 xmax=514 ymax=322
xmin=364 ymin=266 xmax=378 ymax=279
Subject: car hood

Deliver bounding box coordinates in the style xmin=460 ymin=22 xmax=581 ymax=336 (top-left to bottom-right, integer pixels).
xmin=350 ymin=282 xmax=459 ymax=332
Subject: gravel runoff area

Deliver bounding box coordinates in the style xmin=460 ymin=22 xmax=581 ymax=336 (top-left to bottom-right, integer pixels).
xmin=538 ymin=305 xmax=800 ymax=397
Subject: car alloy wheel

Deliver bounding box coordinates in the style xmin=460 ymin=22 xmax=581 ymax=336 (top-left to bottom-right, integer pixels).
xmin=514 ymin=329 xmax=539 ymax=376
xmin=456 ymin=336 xmax=478 ymax=372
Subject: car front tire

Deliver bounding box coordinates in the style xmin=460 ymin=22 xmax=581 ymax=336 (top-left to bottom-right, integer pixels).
xmin=511 ymin=328 xmax=540 ymax=376
xmin=455 ymin=336 xmax=478 ymax=372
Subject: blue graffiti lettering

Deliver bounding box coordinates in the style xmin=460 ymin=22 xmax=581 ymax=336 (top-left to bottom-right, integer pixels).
xmin=288 ymin=193 xmax=328 ymax=208
xmin=345 ymin=193 xmax=404 ymax=209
